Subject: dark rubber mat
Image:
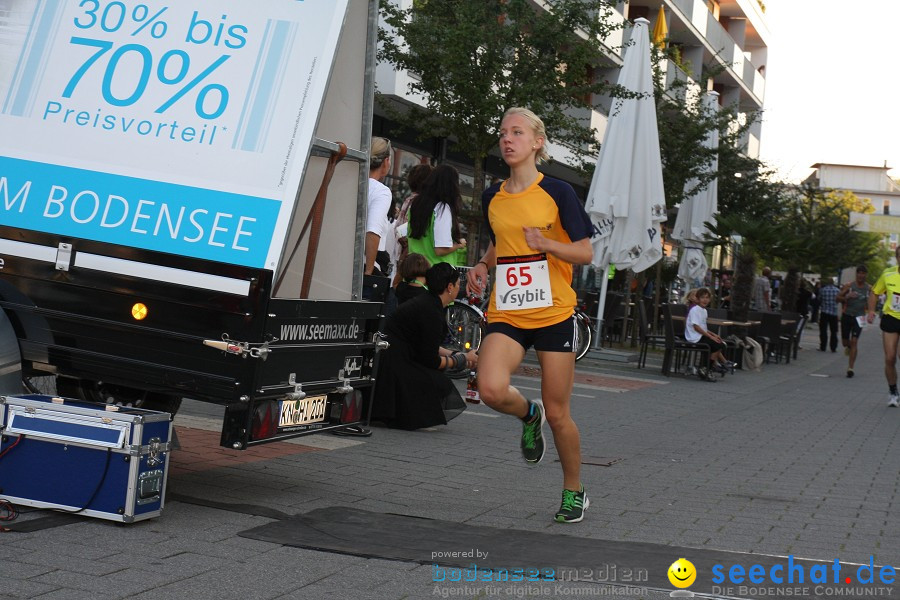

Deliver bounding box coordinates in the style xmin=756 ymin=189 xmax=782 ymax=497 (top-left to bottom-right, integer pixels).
xmin=167 ymin=492 xmax=293 ymax=521
xmin=238 ymin=507 xmax=877 ymax=599
xmin=3 ymin=512 xmax=82 ymax=532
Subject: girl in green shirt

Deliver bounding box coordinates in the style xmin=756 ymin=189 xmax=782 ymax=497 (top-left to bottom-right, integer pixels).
xmin=407 ymin=164 xmax=467 ymax=266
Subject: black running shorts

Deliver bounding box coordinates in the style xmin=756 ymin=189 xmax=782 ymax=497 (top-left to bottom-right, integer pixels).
xmin=841 ymin=313 xmax=863 ymax=340
xmin=881 ymin=313 xmax=900 ymax=334
xmin=486 ymin=315 xmax=577 ymax=353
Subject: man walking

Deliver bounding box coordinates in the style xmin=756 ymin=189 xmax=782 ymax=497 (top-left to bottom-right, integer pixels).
xmin=869 ymin=248 xmax=900 ymax=406
xmin=837 ymin=265 xmax=872 ymax=378
xmin=753 ymin=266 xmax=772 ymax=311
xmin=817 ymin=277 xmax=840 ymax=352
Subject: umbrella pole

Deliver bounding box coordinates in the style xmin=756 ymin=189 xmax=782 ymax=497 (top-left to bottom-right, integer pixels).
xmin=653 ymin=259 xmax=663 ymax=336
xmin=624 ymin=270 xmax=636 ymax=346
xmin=593 ymin=271 xmax=610 ymax=350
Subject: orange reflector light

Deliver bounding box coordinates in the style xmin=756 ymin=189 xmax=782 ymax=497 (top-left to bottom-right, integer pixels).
xmin=131 ymin=303 xmax=148 ymax=320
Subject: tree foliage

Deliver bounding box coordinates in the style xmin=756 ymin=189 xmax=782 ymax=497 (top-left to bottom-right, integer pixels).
xmin=378 ymin=0 xmax=891 ymax=303
xmin=378 ymin=0 xmax=626 ymax=192
xmin=652 ymin=64 xmax=736 ymax=209
xmin=778 ymin=184 xmax=884 ymax=276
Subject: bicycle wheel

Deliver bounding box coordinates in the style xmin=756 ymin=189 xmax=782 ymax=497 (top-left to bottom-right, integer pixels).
xmin=574 ymin=312 xmax=592 ymax=362
xmin=75 ymin=379 xmax=183 ymax=414
xmin=22 ymin=375 xmax=57 ymax=395
xmin=445 ymin=302 xmax=485 ymax=352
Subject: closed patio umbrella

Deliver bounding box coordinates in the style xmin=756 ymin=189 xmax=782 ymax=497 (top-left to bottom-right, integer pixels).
xmin=652 ymin=5 xmax=668 ymax=49
xmin=672 ymin=91 xmax=720 ymax=287
xmin=585 ymin=18 xmax=667 ymax=347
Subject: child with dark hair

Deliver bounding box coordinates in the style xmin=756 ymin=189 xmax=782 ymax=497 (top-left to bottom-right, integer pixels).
xmin=685 ymin=287 xmax=735 ymax=378
xmin=398 ymin=164 xmax=433 ymax=229
xmin=372 ymin=263 xmax=478 ymax=430
xmin=393 ymin=163 xmax=434 ymax=287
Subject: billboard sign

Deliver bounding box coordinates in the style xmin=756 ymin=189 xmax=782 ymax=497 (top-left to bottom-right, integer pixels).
xmin=0 ymin=0 xmax=349 ymax=269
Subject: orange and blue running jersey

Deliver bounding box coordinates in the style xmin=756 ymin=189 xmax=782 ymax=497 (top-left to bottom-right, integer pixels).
xmin=482 ymin=173 xmax=593 ymax=329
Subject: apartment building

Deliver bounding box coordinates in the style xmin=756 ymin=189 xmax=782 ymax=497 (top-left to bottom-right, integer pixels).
xmin=805 ymin=163 xmax=900 ymax=216
xmin=373 ymin=0 xmax=769 ymax=257
xmin=629 ymin=0 xmax=768 ymax=156
xmin=804 ymin=163 xmax=900 ymax=256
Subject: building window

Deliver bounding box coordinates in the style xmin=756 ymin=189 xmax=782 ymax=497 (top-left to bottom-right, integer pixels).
xmin=885 ymin=200 xmax=891 ymax=215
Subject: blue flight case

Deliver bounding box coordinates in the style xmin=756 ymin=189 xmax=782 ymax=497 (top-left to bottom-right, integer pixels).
xmin=0 ymin=394 xmax=173 ymax=522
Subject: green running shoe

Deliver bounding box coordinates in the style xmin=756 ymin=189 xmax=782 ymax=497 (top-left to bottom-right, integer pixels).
xmin=520 ymin=400 xmax=546 ymax=464
xmin=555 ymin=486 xmax=589 ymax=523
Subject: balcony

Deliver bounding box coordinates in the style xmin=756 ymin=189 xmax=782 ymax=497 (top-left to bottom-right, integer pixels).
xmin=632 ymin=0 xmax=765 ymax=107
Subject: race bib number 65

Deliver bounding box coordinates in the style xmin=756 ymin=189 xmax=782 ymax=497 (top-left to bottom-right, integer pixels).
xmin=496 ymin=254 xmax=553 ymax=311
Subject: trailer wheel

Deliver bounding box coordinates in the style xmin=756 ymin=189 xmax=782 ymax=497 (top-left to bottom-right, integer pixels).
xmin=72 ymin=379 xmax=182 ymax=415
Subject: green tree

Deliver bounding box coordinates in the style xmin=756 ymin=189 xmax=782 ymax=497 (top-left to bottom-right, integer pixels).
xmin=780 ymin=184 xmax=884 ymax=275
xmin=653 ymin=75 xmax=730 ymax=209
xmin=378 ymin=0 xmax=626 ymax=195
xmin=702 ymin=152 xmax=791 ymax=319
xmin=648 ymin=51 xmax=782 ymax=315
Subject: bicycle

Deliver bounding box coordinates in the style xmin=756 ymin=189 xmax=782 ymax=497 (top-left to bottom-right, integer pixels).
xmin=572 ymin=305 xmax=592 ymax=362
xmin=22 ymin=374 xmax=58 ymax=395
xmin=444 ymin=266 xmax=592 ymax=362
xmin=445 ymin=267 xmax=488 ymax=353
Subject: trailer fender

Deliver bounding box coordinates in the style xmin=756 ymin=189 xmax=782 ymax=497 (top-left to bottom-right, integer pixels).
xmin=0 ymin=308 xmax=22 ymax=394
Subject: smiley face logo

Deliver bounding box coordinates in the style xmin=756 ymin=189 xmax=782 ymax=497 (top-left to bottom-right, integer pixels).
xmin=668 ymin=558 xmax=697 ymax=588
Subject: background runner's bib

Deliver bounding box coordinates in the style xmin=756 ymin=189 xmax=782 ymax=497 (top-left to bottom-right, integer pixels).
xmin=496 ymin=254 xmax=553 ymax=310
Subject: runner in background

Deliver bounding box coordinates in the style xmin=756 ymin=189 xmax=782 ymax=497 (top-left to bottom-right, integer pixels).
xmin=869 ymin=249 xmax=900 ymax=406
xmin=466 ymin=107 xmax=593 ymax=523
xmin=837 ymin=265 xmax=872 ymax=379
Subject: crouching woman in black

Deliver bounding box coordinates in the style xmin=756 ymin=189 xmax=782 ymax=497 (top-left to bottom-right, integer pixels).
xmin=372 ymin=263 xmax=478 ymax=430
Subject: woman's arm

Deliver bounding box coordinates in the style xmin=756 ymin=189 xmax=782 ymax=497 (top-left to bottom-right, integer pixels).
xmin=405 ymin=301 xmax=463 ymax=370
xmin=434 ymin=239 xmax=466 ymax=256
xmin=467 ymin=243 xmax=497 ymax=296
xmin=522 ymin=229 xmax=592 ymax=265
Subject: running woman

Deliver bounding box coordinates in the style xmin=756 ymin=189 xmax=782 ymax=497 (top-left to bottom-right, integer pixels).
xmin=467 ymin=107 xmax=594 ymax=523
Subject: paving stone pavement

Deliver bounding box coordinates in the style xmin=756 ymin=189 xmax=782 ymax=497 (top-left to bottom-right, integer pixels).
xmin=1 ymin=325 xmax=898 ymax=599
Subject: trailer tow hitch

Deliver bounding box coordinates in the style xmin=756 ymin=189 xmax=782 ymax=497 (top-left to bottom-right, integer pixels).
xmin=202 ymin=336 xmax=273 ymax=360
